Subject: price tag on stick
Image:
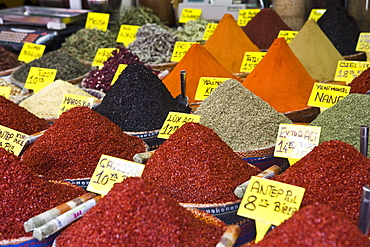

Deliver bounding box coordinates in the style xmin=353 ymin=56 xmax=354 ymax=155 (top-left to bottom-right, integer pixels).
xmin=307 ymin=82 xmax=350 ymax=109
xmin=18 ymin=43 xmax=46 ymax=63
xmin=277 ymin=30 xmax=298 ymax=44
xmin=85 ymin=12 xmax=110 ymax=31
xmin=237 ymin=9 xmax=260 ymax=26
xmin=157 ymin=112 xmax=201 ymax=139
xmin=24 ymin=67 xmax=57 ymax=92
xmin=116 ymin=25 xmax=140 ymax=46
xmin=0 ymin=125 xmax=29 ymax=156
xmin=356 ymin=32 xmax=370 ymax=52
xmin=194 ymin=77 xmax=230 ymax=100
xmin=58 ymin=94 xmax=95 ymax=117
xmin=178 ymin=8 xmax=202 ymax=23
xmin=334 ymin=60 xmax=370 ymax=84
xmin=0 ymin=86 xmax=11 ymax=99
xmin=92 ymin=48 xmax=117 ymax=67
xmin=170 ymin=42 xmax=197 ymax=62
xmin=240 ymin=52 xmax=266 ymax=73
xmin=111 ymin=64 xmax=128 ymax=85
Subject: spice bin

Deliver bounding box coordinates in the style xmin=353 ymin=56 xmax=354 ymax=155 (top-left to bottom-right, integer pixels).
xmin=0 ymin=232 xmax=59 ymax=247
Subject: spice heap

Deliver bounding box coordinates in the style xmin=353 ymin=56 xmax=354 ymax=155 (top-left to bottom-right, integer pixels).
xmin=195 ymin=79 xmax=292 ymax=152
xmin=317 ymin=5 xmax=361 ymax=56
xmin=142 ymin=122 xmax=261 ymax=204
xmin=12 ymin=50 xmax=91 ymax=84
xmin=349 ymin=67 xmax=370 ymax=94
xmin=19 ymin=80 xmax=98 ymax=119
xmin=118 ymin=6 xmax=163 ymax=26
xmin=163 ymin=43 xmax=240 ymax=103
xmin=21 ymin=107 xmax=147 ymax=180
xmin=203 ymin=14 xmax=260 ymax=73
xmin=242 ymin=8 xmax=291 ymax=50
xmin=173 ymin=19 xmax=212 ymax=44
xmin=273 ymin=140 xmax=370 ymax=225
xmin=95 ymin=63 xmax=190 ymax=132
xmin=243 ymin=37 xmax=316 ymax=113
xmin=289 ymin=20 xmax=344 ymax=82
xmin=56 ymin=177 xmax=225 ymax=246
xmin=309 ymin=94 xmax=370 ymax=154
xmin=0 ymin=148 xmax=85 ymax=241
xmin=0 ymin=77 xmax=22 ymax=102
xmin=253 ymin=203 xmax=370 ymax=247
xmin=0 ymin=95 xmax=50 ymax=135
xmin=0 ymin=46 xmax=21 ymax=71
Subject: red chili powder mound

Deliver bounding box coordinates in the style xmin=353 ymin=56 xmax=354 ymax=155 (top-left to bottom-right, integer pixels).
xmin=0 ymin=95 xmax=50 ymax=135
xmin=0 ymin=148 xmax=85 ymax=241
xmin=242 ymin=8 xmax=292 ymax=50
xmin=349 ymin=67 xmax=370 ymax=94
xmin=272 ymin=140 xmax=370 ymax=226
xmin=56 ymin=177 xmax=225 ymax=247
xmin=243 ymin=37 xmax=316 ymax=113
xmin=21 ymin=107 xmax=147 ymax=180
xmin=252 ymin=203 xmax=370 ymax=247
xmin=141 ymin=122 xmax=261 ymax=203
xmin=203 ymin=13 xmax=260 ymax=73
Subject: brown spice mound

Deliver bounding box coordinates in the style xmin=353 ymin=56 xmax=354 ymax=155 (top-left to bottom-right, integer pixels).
xmin=349 ymin=67 xmax=370 ymax=94
xmin=0 ymin=46 xmax=21 ymax=71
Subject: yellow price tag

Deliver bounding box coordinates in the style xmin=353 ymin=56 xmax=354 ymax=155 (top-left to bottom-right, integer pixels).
xmin=255 ymin=219 xmax=272 ymax=243
xmin=24 ymin=67 xmax=57 ymax=92
xmin=158 ymin=112 xmax=201 ymax=139
xmin=239 ymin=52 xmax=266 ymax=73
xmin=0 ymin=125 xmax=29 ymax=156
xmin=356 ymin=32 xmax=370 ymax=52
xmin=202 ymin=23 xmax=218 ymax=40
xmin=170 ymin=41 xmax=197 ymax=62
xmin=111 ymin=64 xmax=128 ymax=85
xmin=18 ymin=43 xmax=46 ymax=63
xmin=237 ymin=176 xmax=305 ymax=226
xmin=194 ymin=77 xmax=230 ymax=101
xmin=116 ymin=25 xmax=140 ymax=46
xmin=274 ymin=124 xmax=321 ymax=160
xmin=85 ymin=12 xmax=110 ymax=31
xmin=87 ymin=154 xmax=145 ymax=196
xmin=307 ymin=82 xmax=350 ymax=109
xmin=237 ymin=9 xmax=260 ymax=26
xmin=92 ymin=48 xmax=117 ymax=67
xmin=0 ymin=86 xmax=11 ymax=99
xmin=58 ymin=94 xmax=95 ymax=117
xmin=308 ymin=9 xmax=326 ymax=22
xmin=179 ymin=8 xmax=202 ymax=23
xmin=334 ymin=60 xmax=370 ymax=84
xmin=277 ymin=30 xmax=298 ymax=44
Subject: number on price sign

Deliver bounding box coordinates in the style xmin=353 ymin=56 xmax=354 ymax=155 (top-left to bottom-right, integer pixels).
xmin=158 ymin=112 xmax=201 ymax=139
xmin=170 ymin=42 xmax=198 ymax=62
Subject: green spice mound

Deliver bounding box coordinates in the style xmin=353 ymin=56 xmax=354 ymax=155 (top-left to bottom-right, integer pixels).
xmin=118 ymin=6 xmax=163 ymax=26
xmin=173 ymin=19 xmax=212 ymax=44
xmin=195 ymin=79 xmax=292 ymax=152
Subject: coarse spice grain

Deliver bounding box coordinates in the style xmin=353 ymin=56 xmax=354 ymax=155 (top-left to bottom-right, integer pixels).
xmin=142 ymin=122 xmax=261 ymax=204
xmin=0 ymin=46 xmax=21 ymax=71
xmin=56 ymin=177 xmax=225 ymax=247
xmin=118 ymin=6 xmax=163 ymax=26
xmin=173 ymin=18 xmax=212 ymax=44
xmin=349 ymin=67 xmax=370 ymax=94
xmin=21 ymin=107 xmax=147 ymax=180
xmin=0 ymin=77 xmax=22 ymax=101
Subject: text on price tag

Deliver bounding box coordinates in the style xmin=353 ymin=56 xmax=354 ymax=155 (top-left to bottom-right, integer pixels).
xmin=170 ymin=42 xmax=198 ymax=62
xmin=194 ymin=77 xmax=230 ymax=100
xmin=85 ymin=12 xmax=110 ymax=31
xmin=18 ymin=43 xmax=46 ymax=63
xmin=24 ymin=67 xmax=57 ymax=92
xmin=0 ymin=86 xmax=11 ymax=99
xmin=202 ymin=23 xmax=218 ymax=40
xmin=111 ymin=64 xmax=128 ymax=85
xmin=0 ymin=125 xmax=29 ymax=156
xmin=308 ymin=9 xmax=326 ymax=22
xmin=116 ymin=25 xmax=140 ymax=46
xmin=58 ymin=94 xmax=96 ymax=117
xmin=92 ymin=48 xmax=117 ymax=67
xmin=157 ymin=112 xmax=201 ymax=139
xmin=237 ymin=9 xmax=260 ymax=26
xmin=240 ymin=52 xmax=266 ymax=73
xmin=356 ymin=32 xmax=370 ymax=52
xmin=179 ymin=8 xmax=202 ymax=23
xmin=277 ymin=30 xmax=298 ymax=44
xmin=334 ymin=60 xmax=370 ymax=84
xmin=307 ymin=82 xmax=350 ymax=109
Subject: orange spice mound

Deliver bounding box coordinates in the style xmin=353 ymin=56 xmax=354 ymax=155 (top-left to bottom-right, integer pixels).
xmin=163 ymin=43 xmax=240 ymax=103
xmin=203 ymin=13 xmax=260 ymax=73
xmin=242 ymin=38 xmax=316 ymax=113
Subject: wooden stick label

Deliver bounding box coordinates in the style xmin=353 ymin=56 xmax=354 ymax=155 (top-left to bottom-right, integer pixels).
xmin=308 ymin=9 xmax=326 ymax=22
xmin=277 ymin=30 xmax=298 ymax=44
xmin=202 ymin=23 xmax=218 ymax=40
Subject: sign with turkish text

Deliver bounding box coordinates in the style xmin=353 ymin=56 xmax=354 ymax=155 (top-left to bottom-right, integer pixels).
xmin=334 ymin=60 xmax=370 ymax=84
xmin=356 ymin=32 xmax=370 ymax=52
xmin=85 ymin=12 xmax=110 ymax=31
xmin=24 ymin=67 xmax=57 ymax=92
xmin=158 ymin=112 xmax=201 ymax=139
xmin=0 ymin=86 xmax=11 ymax=99
xmin=58 ymin=94 xmax=95 ymax=117
xmin=307 ymin=82 xmax=350 ymax=109
xmin=202 ymin=23 xmax=218 ymax=40
xmin=194 ymin=77 xmax=230 ymax=100
xmin=116 ymin=25 xmax=140 ymax=46
xmin=240 ymin=52 xmax=266 ymax=73
xmin=18 ymin=43 xmax=46 ymax=63
xmin=0 ymin=125 xmax=29 ymax=156
xmin=237 ymin=9 xmax=260 ymax=26
xmin=277 ymin=30 xmax=298 ymax=44
xmin=92 ymin=48 xmax=117 ymax=67
xmin=179 ymin=8 xmax=202 ymax=23
xmin=170 ymin=41 xmax=198 ymax=62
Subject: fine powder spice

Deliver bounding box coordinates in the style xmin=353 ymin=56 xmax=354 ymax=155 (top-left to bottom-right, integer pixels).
xmin=0 ymin=148 xmax=85 ymax=241
xmin=242 ymin=8 xmax=292 ymax=50
xmin=56 ymin=177 xmax=225 ymax=247
xmin=273 ymin=140 xmax=370 ymax=225
xmin=243 ymin=37 xmax=316 ymax=113
xmin=309 ymin=94 xmax=370 ymax=155
xmin=253 ymin=203 xmax=370 ymax=247
xmin=95 ymin=63 xmax=190 ymax=132
xmin=0 ymin=46 xmax=21 ymax=71
xmin=142 ymin=122 xmax=261 ymax=204
xmin=21 ymin=107 xmax=147 ymax=180
xmin=0 ymin=95 xmax=50 ymax=135
xmin=203 ymin=14 xmax=260 ymax=73
xmin=289 ymin=20 xmax=344 ymax=82
xmin=349 ymin=67 xmax=370 ymax=94
xmin=195 ymin=79 xmax=292 ymax=152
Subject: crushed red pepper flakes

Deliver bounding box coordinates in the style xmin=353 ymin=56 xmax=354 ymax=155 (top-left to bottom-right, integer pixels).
xmin=349 ymin=66 xmax=370 ymax=94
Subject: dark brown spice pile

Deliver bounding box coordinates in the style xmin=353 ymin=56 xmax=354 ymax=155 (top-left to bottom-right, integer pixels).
xmin=21 ymin=107 xmax=147 ymax=180
xmin=349 ymin=67 xmax=370 ymax=94
xmin=142 ymin=122 xmax=261 ymax=203
xmin=0 ymin=46 xmax=21 ymax=71
xmin=0 ymin=148 xmax=85 ymax=241
xmin=56 ymin=177 xmax=225 ymax=247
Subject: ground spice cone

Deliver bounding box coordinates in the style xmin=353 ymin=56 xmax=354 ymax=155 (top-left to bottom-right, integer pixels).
xmin=203 ymin=13 xmax=260 ymax=73
xmin=243 ymin=37 xmax=316 ymax=113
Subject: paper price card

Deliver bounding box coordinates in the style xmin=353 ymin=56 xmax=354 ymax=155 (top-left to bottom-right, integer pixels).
xmin=58 ymin=94 xmax=95 ymax=117
xmin=24 ymin=67 xmax=57 ymax=92
xmin=0 ymin=125 xmax=29 ymax=156
xmin=237 ymin=9 xmax=260 ymax=26
xmin=116 ymin=25 xmax=140 ymax=46
xmin=18 ymin=43 xmax=46 ymax=63
xmin=274 ymin=124 xmax=321 ymax=160
xmin=179 ymin=8 xmax=202 ymax=24
xmin=111 ymin=64 xmax=128 ymax=85
xmin=194 ymin=77 xmax=230 ymax=100
xmin=356 ymin=32 xmax=370 ymax=52
xmin=85 ymin=12 xmax=110 ymax=31
xmin=157 ymin=112 xmax=201 ymax=139
xmin=202 ymin=23 xmax=218 ymax=41
xmin=239 ymin=52 xmax=266 ymax=73
xmin=170 ymin=42 xmax=198 ymax=62
xmin=87 ymin=154 xmax=145 ymax=196
xmin=0 ymin=86 xmax=11 ymax=99
xmin=92 ymin=48 xmax=117 ymax=67
xmin=308 ymin=9 xmax=326 ymax=22
xmin=307 ymin=82 xmax=350 ymax=109
xmin=334 ymin=60 xmax=370 ymax=84
xmin=277 ymin=30 xmax=298 ymax=44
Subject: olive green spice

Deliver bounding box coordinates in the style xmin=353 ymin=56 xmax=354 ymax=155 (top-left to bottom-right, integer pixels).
xmin=118 ymin=6 xmax=163 ymax=26
xmin=173 ymin=19 xmax=212 ymax=44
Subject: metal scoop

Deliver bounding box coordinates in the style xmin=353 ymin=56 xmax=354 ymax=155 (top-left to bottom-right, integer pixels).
xmin=175 ymin=70 xmax=189 ymax=107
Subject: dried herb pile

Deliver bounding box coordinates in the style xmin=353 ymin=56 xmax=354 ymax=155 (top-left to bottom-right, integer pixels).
xmin=173 ymin=19 xmax=212 ymax=44
xmin=118 ymin=6 xmax=163 ymax=26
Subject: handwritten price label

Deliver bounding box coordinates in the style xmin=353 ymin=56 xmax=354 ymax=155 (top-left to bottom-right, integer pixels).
xmin=202 ymin=23 xmax=218 ymax=40
xmin=116 ymin=25 xmax=140 ymax=46
xmin=111 ymin=64 xmax=128 ymax=85
xmin=18 ymin=43 xmax=46 ymax=63
xmin=356 ymin=32 xmax=370 ymax=52
xmin=179 ymin=8 xmax=202 ymax=23
xmin=24 ymin=67 xmax=57 ymax=92
xmin=158 ymin=112 xmax=201 ymax=139
xmin=92 ymin=48 xmax=117 ymax=67
xmin=58 ymin=94 xmax=95 ymax=117
xmin=87 ymin=154 xmax=145 ymax=196
xmin=308 ymin=9 xmax=326 ymax=22
xmin=0 ymin=125 xmax=29 ymax=156
xmin=334 ymin=60 xmax=370 ymax=84
xmin=0 ymin=86 xmax=11 ymax=99
xmin=170 ymin=41 xmax=197 ymax=62
xmin=237 ymin=9 xmax=260 ymax=26
xmin=277 ymin=30 xmax=298 ymax=44
xmin=240 ymin=52 xmax=266 ymax=73
xmin=85 ymin=12 xmax=110 ymax=31
xmin=307 ymin=82 xmax=350 ymax=109
xmin=194 ymin=77 xmax=230 ymax=100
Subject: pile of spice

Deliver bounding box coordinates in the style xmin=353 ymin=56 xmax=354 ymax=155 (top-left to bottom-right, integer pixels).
xmin=56 ymin=177 xmax=225 ymax=246
xmin=118 ymin=6 xmax=163 ymax=26
xmin=12 ymin=50 xmax=91 ymax=84
xmin=317 ymin=5 xmax=361 ymax=56
xmin=0 ymin=46 xmax=21 ymax=71
xmin=242 ymin=8 xmax=291 ymax=50
xmin=273 ymin=140 xmax=370 ymax=225
xmin=309 ymin=94 xmax=370 ymax=155
xmin=253 ymin=203 xmax=370 ymax=246
xmin=142 ymin=122 xmax=261 ymax=203
xmin=21 ymin=106 xmax=147 ymax=180
xmin=0 ymin=148 xmax=85 ymax=241
xmin=173 ymin=18 xmax=212 ymax=44
xmin=163 ymin=43 xmax=240 ymax=104
xmin=349 ymin=67 xmax=370 ymax=94
xmin=128 ymin=23 xmax=177 ymax=65
xmin=0 ymin=77 xmax=23 ymax=102
xmin=203 ymin=14 xmax=260 ymax=73
xmin=195 ymin=79 xmax=292 ymax=152
xmin=95 ymin=63 xmax=190 ymax=132
xmin=19 ymin=79 xmax=98 ymax=119
xmin=0 ymin=95 xmax=50 ymax=135
xmin=243 ymin=37 xmax=316 ymax=113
